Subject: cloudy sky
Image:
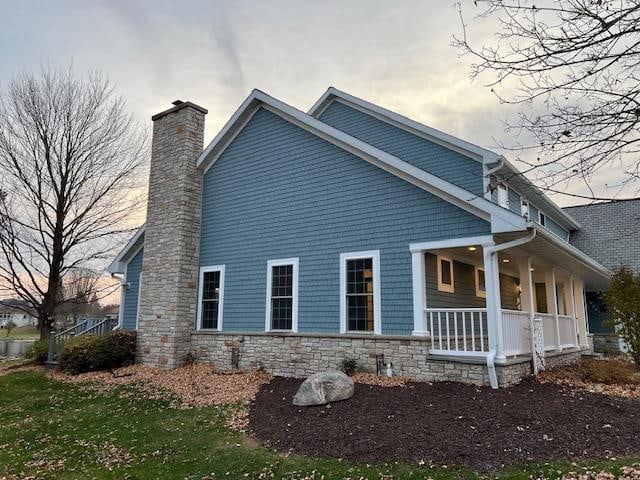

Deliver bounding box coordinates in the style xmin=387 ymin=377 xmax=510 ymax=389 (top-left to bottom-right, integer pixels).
xmin=0 ymin=0 xmax=628 ymax=206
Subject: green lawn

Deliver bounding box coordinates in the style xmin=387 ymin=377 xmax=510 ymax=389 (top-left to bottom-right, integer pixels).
xmin=2 ymin=326 xmax=39 ymax=339
xmin=0 ymin=371 xmax=636 ymax=480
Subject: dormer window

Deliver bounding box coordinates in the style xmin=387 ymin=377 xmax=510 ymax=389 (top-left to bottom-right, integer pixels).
xmin=497 ymin=183 xmax=509 ymax=209
xmin=521 ymin=200 xmax=530 ymax=219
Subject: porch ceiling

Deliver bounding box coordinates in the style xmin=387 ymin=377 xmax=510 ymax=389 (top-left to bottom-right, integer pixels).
xmin=495 ymin=228 xmax=609 ymax=289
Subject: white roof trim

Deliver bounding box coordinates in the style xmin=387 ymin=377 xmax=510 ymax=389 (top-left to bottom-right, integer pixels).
xmin=196 ymin=89 xmax=527 ymax=234
xmin=107 ymin=225 xmax=145 ymax=274
xmin=494 ymin=157 xmax=581 ymax=230
xmin=529 ymin=222 xmax=609 ymax=279
xmin=310 ymin=87 xmax=581 ymax=231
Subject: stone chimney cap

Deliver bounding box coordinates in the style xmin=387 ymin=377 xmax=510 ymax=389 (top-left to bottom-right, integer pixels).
xmin=152 ymin=100 xmax=208 ymax=121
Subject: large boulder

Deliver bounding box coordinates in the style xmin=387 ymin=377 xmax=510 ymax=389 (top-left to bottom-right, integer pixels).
xmin=292 ymin=371 xmax=354 ymax=406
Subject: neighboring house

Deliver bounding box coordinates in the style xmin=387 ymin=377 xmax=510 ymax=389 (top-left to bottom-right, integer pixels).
xmin=563 ymin=199 xmax=640 ymax=353
xmin=0 ymin=299 xmax=37 ymax=328
xmin=108 ymin=88 xmax=609 ymax=388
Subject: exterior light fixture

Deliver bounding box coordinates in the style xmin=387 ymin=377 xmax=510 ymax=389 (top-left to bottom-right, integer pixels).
xmin=502 ymin=258 xmax=510 ymax=263
xmin=468 ymin=246 xmax=477 ymax=251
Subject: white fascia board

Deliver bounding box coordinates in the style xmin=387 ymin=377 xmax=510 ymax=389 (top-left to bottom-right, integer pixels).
xmin=530 ymin=222 xmax=609 ymax=279
xmin=107 ymin=225 xmax=145 ymax=274
xmin=308 ymin=87 xmax=501 ymax=163
xmin=197 ymin=89 xmax=527 ymax=234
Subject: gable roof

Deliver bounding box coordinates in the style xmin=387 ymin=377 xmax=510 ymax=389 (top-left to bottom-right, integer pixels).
xmin=196 ymin=89 xmax=527 ymax=234
xmin=308 ymin=87 xmax=580 ymax=231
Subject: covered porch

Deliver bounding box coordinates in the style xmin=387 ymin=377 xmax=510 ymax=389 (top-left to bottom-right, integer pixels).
xmin=410 ymin=229 xmax=608 ymax=378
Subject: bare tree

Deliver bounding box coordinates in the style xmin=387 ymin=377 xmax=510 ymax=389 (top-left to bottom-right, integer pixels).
xmin=454 ymin=1 xmax=640 ymax=200
xmin=0 ymin=66 xmax=147 ymax=339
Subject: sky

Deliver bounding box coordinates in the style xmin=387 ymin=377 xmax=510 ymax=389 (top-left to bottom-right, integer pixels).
xmin=0 ymin=0 xmax=629 ymax=210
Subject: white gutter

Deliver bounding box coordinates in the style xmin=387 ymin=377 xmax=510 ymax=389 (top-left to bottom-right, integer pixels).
xmin=482 ymin=229 xmax=537 ymax=388
xmin=485 ymin=156 xmax=505 ymax=176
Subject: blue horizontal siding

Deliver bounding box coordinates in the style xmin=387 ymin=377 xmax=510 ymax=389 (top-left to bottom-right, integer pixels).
xmin=318 ymin=101 xmax=484 ymax=196
xmin=545 ymin=216 xmax=569 ymax=240
xmin=121 ymin=248 xmax=143 ymax=330
xmin=200 ymin=107 xmax=491 ymax=336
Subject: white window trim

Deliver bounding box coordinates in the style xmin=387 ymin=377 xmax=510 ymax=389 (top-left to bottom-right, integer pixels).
xmin=339 ymin=250 xmax=381 ymax=335
xmin=135 ymin=271 xmax=143 ymax=330
xmin=196 ymin=265 xmax=225 ymax=331
xmin=265 ymin=258 xmax=299 ymax=333
xmin=475 ymin=266 xmax=486 ymax=298
xmin=436 ymin=255 xmax=455 ymax=293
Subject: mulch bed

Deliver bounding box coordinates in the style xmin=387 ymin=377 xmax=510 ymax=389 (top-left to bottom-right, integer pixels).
xmin=249 ymin=377 xmax=640 ymax=470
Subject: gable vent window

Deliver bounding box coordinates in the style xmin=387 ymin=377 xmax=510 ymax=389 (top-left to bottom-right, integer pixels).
xmin=197 ymin=266 xmax=225 ymax=331
xmin=340 ymin=251 xmax=381 ymax=335
xmin=265 ymin=258 xmax=298 ymax=332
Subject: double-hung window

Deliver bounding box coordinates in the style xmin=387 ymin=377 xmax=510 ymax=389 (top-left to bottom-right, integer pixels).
xmin=197 ymin=265 xmax=225 ymax=330
xmin=340 ymin=251 xmax=381 ymax=334
xmin=265 ymin=258 xmax=299 ymax=332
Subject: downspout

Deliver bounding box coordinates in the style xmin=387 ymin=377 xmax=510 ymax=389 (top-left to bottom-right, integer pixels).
xmin=483 ymin=229 xmax=537 ymax=389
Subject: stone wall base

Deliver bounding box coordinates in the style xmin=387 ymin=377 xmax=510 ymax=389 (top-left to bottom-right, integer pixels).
xmin=190 ymin=332 xmax=584 ymax=388
xmin=592 ymin=333 xmax=621 ymax=354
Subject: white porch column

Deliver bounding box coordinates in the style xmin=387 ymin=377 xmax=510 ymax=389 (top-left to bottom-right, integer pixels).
xmin=544 ymin=268 xmax=561 ymax=351
xmin=483 ymin=248 xmax=504 ymax=359
xmin=518 ymin=257 xmax=536 ymax=358
xmin=573 ymin=277 xmax=589 ymax=348
xmin=568 ymin=275 xmax=578 ymax=347
xmin=411 ymin=249 xmax=429 ymax=336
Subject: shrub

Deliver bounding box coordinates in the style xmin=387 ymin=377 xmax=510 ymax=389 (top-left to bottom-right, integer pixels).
xmin=340 ymin=357 xmax=358 ymax=376
xmin=603 ymin=267 xmax=640 ymax=368
xmin=59 ymin=331 xmax=136 ymax=374
xmin=578 ymin=358 xmax=640 ymax=385
xmin=25 ymin=339 xmax=49 ymax=364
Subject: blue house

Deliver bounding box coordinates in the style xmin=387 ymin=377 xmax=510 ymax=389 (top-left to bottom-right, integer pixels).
xmin=108 ymin=88 xmax=609 ymax=387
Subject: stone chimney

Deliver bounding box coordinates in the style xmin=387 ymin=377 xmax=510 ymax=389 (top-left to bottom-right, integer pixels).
xmin=137 ymin=100 xmax=208 ymax=368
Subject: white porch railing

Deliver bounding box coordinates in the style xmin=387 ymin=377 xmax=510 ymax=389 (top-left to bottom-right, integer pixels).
xmin=427 ymin=308 xmax=579 ymax=358
xmin=426 ymin=308 xmax=488 ymax=354
xmin=558 ymin=314 xmax=578 ymax=348
xmin=501 ymin=309 xmax=532 ymax=356
xmin=537 ymin=313 xmax=557 ymax=351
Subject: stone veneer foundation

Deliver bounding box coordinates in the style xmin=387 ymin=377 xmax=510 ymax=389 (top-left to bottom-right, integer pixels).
xmin=191 ymin=332 xmax=584 ymax=387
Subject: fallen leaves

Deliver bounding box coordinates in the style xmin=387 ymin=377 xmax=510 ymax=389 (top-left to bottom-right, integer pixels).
xmin=350 ymin=372 xmax=412 ymax=387
xmin=49 ymin=363 xmax=272 ymax=408
xmin=563 ymin=466 xmax=640 ymax=480
xmin=539 ymin=358 xmax=640 ymax=399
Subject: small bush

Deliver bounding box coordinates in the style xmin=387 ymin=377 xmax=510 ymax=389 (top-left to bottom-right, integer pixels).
xmin=340 ymin=357 xmax=358 ymax=376
xmin=578 ymin=358 xmax=640 ymax=385
xmin=59 ymin=331 xmax=136 ymax=375
xmin=25 ymin=339 xmax=49 ymax=364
